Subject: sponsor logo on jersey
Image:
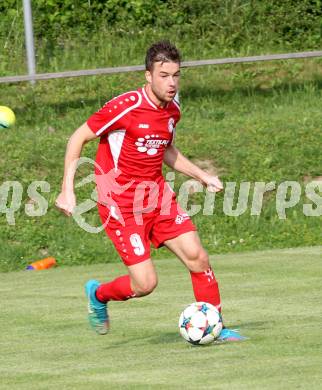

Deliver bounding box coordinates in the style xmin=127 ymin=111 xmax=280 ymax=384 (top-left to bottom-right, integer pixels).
xmin=175 ymin=213 xmax=190 ymax=224
xmin=168 ymin=117 xmax=175 ymax=133
xmin=135 ymin=135 xmax=169 ymax=156
xmin=138 ymin=123 xmax=150 ymax=129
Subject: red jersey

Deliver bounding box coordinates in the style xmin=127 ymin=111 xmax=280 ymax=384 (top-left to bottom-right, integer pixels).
xmin=87 ymin=86 xmax=181 ymax=213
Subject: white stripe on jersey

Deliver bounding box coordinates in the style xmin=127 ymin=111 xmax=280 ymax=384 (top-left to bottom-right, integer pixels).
xmin=142 ymin=87 xmax=181 ymax=111
xmin=96 ymin=91 xmax=142 ymax=136
xmin=108 ymin=130 xmax=126 ymax=170
xmin=142 ymin=87 xmax=157 ymax=109
xmin=173 ymin=94 xmax=180 ymax=112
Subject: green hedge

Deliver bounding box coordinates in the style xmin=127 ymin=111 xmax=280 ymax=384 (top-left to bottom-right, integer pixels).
xmin=1 ymin=0 xmax=322 ymax=50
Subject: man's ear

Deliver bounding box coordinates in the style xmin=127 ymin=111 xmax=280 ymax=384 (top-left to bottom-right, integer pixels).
xmin=145 ymin=70 xmax=152 ymax=84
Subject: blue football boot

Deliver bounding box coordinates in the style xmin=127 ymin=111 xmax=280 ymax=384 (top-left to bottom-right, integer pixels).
xmin=217 ymin=327 xmax=247 ymax=342
xmin=85 ymin=280 xmax=109 ymax=335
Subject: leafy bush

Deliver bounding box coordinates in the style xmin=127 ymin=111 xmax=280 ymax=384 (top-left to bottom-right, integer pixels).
xmin=1 ymin=0 xmax=322 ymax=50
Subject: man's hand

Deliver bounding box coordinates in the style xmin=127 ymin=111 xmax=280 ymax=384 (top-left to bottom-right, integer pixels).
xmin=55 ymin=191 xmax=76 ymax=216
xmin=55 ymin=123 xmax=96 ymax=217
xmin=203 ymin=174 xmax=224 ymax=193
xmin=164 ymin=146 xmax=224 ymax=193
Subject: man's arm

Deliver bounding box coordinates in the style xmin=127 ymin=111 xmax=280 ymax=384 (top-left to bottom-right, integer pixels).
xmin=55 ymin=122 xmax=97 ymax=216
xmin=163 ymin=144 xmax=223 ymax=192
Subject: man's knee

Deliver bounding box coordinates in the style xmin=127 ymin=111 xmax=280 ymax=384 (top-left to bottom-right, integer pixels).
xmin=186 ymin=248 xmax=210 ymax=272
xmin=131 ymin=276 xmax=158 ymax=297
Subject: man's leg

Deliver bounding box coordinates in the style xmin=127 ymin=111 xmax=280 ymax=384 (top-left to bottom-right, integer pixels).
xmin=87 ymin=203 xmax=159 ymax=334
xmin=97 ymin=259 xmax=158 ymax=300
xmin=164 ymin=231 xmax=246 ymax=341
xmin=164 ymin=231 xmax=221 ymax=311
xmin=86 ymin=259 xmax=158 ymax=335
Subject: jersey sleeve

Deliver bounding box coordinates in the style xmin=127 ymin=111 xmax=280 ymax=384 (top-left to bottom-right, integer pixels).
xmin=87 ymin=91 xmax=141 ymax=137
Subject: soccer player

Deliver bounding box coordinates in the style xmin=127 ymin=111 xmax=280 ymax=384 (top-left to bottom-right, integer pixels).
xmin=55 ymin=40 xmax=245 ymax=342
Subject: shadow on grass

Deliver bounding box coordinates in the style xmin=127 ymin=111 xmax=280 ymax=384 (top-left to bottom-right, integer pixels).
xmin=181 ymin=76 xmax=322 ymax=101
xmin=101 ymin=330 xmax=181 ymax=350
xmin=146 ymin=331 xmax=181 ymax=345
xmin=103 ymin=323 xmax=262 ymax=350
xmin=12 ymin=74 xmax=322 ymax=118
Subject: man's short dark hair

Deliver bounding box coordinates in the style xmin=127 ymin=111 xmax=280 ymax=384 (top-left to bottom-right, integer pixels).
xmin=145 ymin=40 xmax=181 ymax=71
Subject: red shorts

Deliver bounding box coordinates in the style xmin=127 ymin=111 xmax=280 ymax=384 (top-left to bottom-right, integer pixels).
xmin=97 ymin=198 xmax=196 ymax=266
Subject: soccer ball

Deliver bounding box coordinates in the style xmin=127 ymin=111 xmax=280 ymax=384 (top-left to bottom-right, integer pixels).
xmin=0 ymin=106 xmax=16 ymax=128
xmin=178 ymin=302 xmax=223 ymax=345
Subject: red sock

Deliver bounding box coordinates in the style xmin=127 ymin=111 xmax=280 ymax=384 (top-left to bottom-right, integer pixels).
xmin=96 ymin=275 xmax=136 ymax=303
xmin=190 ymin=267 xmax=221 ymax=312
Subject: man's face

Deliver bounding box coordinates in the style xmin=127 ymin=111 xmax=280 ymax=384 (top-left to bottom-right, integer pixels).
xmin=145 ymin=61 xmax=180 ymax=105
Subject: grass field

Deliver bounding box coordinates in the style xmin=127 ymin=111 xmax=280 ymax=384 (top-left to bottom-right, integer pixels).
xmin=1 ymin=246 xmax=321 ymax=389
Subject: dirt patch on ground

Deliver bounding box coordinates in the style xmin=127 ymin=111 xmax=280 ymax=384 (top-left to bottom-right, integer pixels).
xmin=193 ymin=159 xmax=224 ymax=176
xmin=183 ymin=159 xmax=225 ymax=193
xmin=303 ymin=175 xmax=322 ymax=184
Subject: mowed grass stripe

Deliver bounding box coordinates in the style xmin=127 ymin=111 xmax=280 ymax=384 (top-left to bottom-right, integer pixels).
xmin=0 ymin=246 xmax=321 ymax=390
